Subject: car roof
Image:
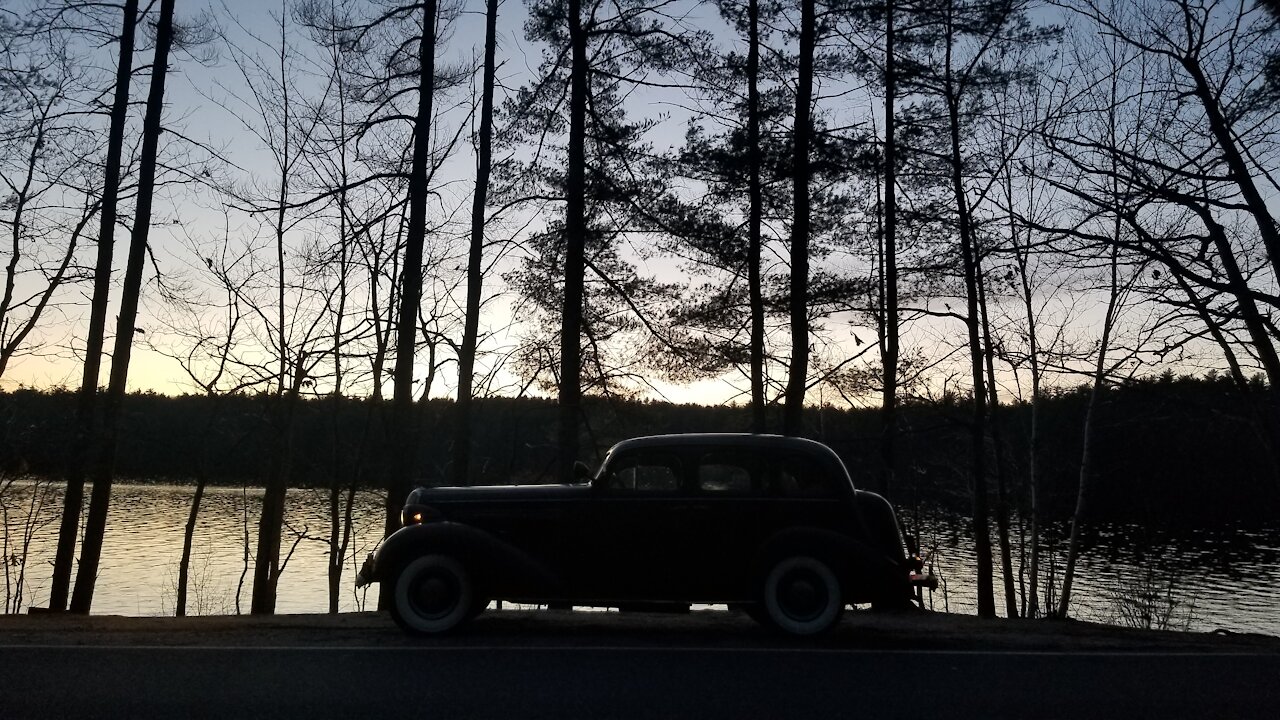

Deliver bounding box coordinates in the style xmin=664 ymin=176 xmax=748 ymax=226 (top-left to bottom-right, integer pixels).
xmin=606 ymin=433 xmax=837 ymax=455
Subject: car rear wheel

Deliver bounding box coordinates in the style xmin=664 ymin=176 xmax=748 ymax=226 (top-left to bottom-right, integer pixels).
xmin=762 ymin=556 xmax=843 ymax=636
xmin=391 ymin=554 xmax=474 ymax=635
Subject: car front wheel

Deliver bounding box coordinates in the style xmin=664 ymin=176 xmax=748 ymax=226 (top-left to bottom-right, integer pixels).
xmin=762 ymin=556 xmax=844 ymax=636
xmin=391 ymin=554 xmax=474 ymax=635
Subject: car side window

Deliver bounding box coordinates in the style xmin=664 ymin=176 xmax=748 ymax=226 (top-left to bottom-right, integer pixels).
xmin=773 ymin=454 xmax=839 ymax=498
xmin=603 ymin=452 xmax=681 ymax=493
xmin=696 ymin=452 xmax=757 ymax=494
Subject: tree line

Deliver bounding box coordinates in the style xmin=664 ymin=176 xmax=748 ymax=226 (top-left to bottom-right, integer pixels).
xmin=1 ymin=0 xmax=1278 ymax=619
xmin=3 ymin=375 xmax=1276 ymax=523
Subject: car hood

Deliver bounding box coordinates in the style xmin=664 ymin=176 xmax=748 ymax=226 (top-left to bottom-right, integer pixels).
xmin=408 ymin=483 xmax=592 ymax=504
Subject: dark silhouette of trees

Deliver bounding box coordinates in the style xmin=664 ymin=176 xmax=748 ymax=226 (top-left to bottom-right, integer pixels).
xmin=1050 ymin=0 xmax=1280 ymax=490
xmin=660 ymin=0 xmax=791 ymax=427
xmin=225 ymin=1 xmax=335 ymax=617
xmin=295 ymin=0 xmax=472 ymax=610
xmin=503 ymin=0 xmax=687 ymax=480
xmin=1027 ymin=0 xmax=1280 ymax=617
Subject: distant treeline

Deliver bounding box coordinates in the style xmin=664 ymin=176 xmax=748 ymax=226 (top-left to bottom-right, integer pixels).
xmin=2 ymin=373 xmax=1275 ymax=526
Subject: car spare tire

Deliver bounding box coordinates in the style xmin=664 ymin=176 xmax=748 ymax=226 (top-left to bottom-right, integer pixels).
xmin=761 ymin=555 xmax=844 ymax=636
xmin=391 ymin=554 xmax=474 ymax=635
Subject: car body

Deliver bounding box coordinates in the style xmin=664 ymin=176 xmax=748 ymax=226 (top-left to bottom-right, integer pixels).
xmin=358 ymin=433 xmax=931 ymax=635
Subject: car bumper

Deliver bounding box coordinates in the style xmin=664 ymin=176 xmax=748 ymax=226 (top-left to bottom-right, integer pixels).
xmin=355 ymin=552 xmax=377 ymax=588
xmin=908 ymin=572 xmax=939 ymax=591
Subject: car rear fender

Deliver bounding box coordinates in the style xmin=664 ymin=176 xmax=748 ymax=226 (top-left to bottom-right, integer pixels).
xmin=755 ymin=527 xmax=905 ymax=604
xmin=373 ymin=521 xmax=558 ymax=595
xmin=853 ymin=491 xmax=909 ymax=562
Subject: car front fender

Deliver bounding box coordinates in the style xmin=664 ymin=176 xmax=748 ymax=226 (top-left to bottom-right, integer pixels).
xmin=369 ymin=521 xmax=559 ymax=596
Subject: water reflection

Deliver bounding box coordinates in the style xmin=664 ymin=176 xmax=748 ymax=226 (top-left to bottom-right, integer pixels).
xmin=907 ymin=508 xmax=1280 ymax=634
xmin=3 ymin=481 xmax=1278 ymax=635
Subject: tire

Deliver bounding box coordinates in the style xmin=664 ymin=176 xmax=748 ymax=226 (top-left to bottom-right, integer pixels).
xmin=390 ymin=554 xmax=474 ymax=635
xmin=761 ymin=556 xmax=844 ymax=636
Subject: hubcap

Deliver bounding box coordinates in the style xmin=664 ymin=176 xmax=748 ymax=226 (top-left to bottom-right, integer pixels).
xmin=779 ymin=568 xmax=828 ymax=621
xmin=409 ymin=571 xmax=459 ymax=618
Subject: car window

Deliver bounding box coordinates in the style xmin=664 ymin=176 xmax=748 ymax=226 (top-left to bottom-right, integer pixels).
xmin=696 ymin=452 xmax=757 ymax=494
xmin=773 ymin=453 xmax=839 ymax=498
xmin=603 ymin=452 xmax=681 ymax=493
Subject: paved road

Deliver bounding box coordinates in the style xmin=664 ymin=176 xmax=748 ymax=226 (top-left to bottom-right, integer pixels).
xmin=2 ymin=642 xmax=1278 ymax=719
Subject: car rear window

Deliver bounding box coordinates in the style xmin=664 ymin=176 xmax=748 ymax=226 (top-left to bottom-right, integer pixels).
xmin=773 ymin=453 xmax=840 ymax=498
xmin=696 ymin=452 xmax=758 ymax=494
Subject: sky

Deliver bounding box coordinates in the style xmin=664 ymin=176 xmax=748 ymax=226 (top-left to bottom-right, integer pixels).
xmin=2 ymin=0 xmax=760 ymax=404
xmin=2 ymin=0 xmax=1264 ymax=407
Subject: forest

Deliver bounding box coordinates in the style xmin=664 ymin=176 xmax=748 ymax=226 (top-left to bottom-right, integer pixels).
xmin=3 ymin=375 xmax=1278 ymax=525
xmin=1 ymin=0 xmax=1278 ymax=621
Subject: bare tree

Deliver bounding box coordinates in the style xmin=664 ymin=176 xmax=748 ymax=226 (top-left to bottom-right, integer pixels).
xmin=70 ymin=0 xmax=176 ymax=613
xmin=450 ymin=0 xmax=498 ymax=486
xmin=46 ymin=0 xmax=139 ymax=613
xmin=146 ymin=220 xmax=261 ymax=616
xmin=1053 ymin=0 xmax=1280 ymax=484
xmin=0 ymin=38 xmax=102 ymax=380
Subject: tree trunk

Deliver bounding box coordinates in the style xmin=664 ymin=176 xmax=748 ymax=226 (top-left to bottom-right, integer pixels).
xmin=49 ymin=0 xmax=138 ymax=612
xmin=452 ymin=0 xmax=498 ymax=485
xmin=176 ymin=480 xmax=206 ymax=617
xmin=942 ymin=13 xmax=994 ymax=618
xmin=251 ymin=8 xmax=304 ymax=616
xmin=879 ymin=0 xmax=899 ymax=499
xmin=381 ymin=0 xmax=438 ymax=607
xmin=251 ymin=354 xmax=306 ymax=615
xmin=558 ymin=0 xmax=588 ymax=483
xmin=1011 ymin=201 xmax=1043 ymax=619
xmin=1059 ymin=233 xmax=1121 ymax=618
xmin=747 ymin=0 xmax=766 ymax=434
xmin=177 ymin=393 xmax=223 ymax=617
xmin=783 ymin=0 xmax=815 ymax=437
xmin=978 ymin=259 xmax=1018 ymax=618
xmin=69 ymin=0 xmax=174 ymax=614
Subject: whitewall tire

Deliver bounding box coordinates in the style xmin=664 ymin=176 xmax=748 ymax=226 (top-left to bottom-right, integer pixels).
xmin=762 ymin=556 xmax=843 ymax=636
xmin=392 ymin=554 xmax=474 ymax=635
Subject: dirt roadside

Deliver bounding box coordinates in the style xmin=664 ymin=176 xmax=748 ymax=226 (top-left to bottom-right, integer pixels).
xmin=3 ymin=608 xmax=1279 ymax=652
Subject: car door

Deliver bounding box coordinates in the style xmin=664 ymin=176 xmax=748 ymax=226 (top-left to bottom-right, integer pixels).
xmin=680 ymin=448 xmax=769 ymax=599
xmin=579 ymin=448 xmax=688 ymax=600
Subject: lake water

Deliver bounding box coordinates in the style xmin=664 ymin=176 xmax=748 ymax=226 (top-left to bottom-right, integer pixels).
xmin=3 ymin=481 xmax=1278 ymax=636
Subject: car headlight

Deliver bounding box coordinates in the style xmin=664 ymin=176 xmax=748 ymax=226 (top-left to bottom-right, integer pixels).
xmin=400 ymin=504 xmax=432 ymax=526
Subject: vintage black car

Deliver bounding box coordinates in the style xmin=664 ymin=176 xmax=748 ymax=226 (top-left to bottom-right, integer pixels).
xmin=357 ymin=433 xmax=931 ymax=635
